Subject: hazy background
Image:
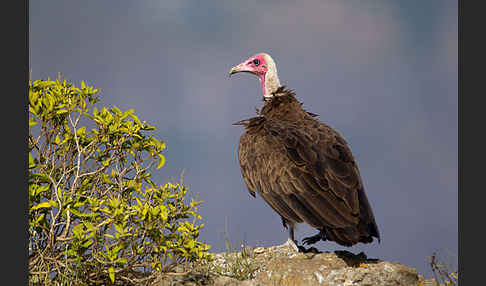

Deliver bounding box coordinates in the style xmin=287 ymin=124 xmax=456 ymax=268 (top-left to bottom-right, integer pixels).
xmin=30 ymin=0 xmax=457 ymax=277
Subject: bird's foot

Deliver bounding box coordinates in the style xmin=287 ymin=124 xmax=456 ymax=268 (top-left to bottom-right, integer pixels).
xmin=302 ymin=231 xmax=326 ymax=245
xmin=286 ymin=238 xmax=320 ymax=253
xmin=286 ymin=238 xmax=300 ymax=252
xmin=302 ymin=246 xmax=320 ymax=253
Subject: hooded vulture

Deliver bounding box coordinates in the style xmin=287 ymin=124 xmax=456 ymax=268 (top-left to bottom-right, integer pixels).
xmin=229 ymin=53 xmax=380 ymax=249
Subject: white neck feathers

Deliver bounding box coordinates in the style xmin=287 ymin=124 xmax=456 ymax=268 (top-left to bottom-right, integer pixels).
xmin=262 ymin=54 xmax=281 ymax=99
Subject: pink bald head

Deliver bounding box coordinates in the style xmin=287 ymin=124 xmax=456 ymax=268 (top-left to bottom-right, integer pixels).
xmin=229 ymin=53 xmax=281 ymax=100
xmin=229 ymin=54 xmax=268 ymax=80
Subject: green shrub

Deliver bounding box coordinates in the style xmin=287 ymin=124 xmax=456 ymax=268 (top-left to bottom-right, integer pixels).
xmin=28 ymin=78 xmax=212 ymax=285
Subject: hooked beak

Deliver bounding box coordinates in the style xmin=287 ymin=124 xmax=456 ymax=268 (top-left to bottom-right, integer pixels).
xmin=229 ymin=63 xmax=255 ymax=78
xmin=229 ymin=66 xmax=239 ymax=77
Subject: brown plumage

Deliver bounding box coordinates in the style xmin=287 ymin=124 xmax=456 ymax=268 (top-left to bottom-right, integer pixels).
xmin=230 ymin=53 xmax=380 ymax=248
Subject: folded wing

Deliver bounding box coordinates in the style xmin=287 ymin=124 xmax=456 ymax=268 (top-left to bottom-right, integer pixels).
xmin=238 ymin=118 xmax=380 ymax=244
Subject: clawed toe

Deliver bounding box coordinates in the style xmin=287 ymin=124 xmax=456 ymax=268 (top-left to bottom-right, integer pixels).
xmin=302 ymin=231 xmax=325 ymax=245
xmin=302 ymin=235 xmax=320 ymax=245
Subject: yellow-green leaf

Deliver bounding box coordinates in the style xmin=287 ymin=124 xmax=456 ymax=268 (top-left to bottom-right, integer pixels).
xmin=29 ymin=153 xmax=35 ymax=168
xmin=31 ymin=201 xmax=51 ymax=211
xmin=29 ymin=118 xmax=37 ymax=126
xmin=77 ymin=126 xmax=86 ymax=136
xmin=36 ymin=184 xmax=50 ymax=195
xmin=129 ymin=113 xmax=142 ymax=125
xmin=111 ymin=106 xmax=122 ymax=115
xmin=157 ymin=154 xmax=165 ymax=169
xmin=114 ymin=223 xmax=124 ymax=234
xmin=35 ymin=213 xmax=45 ymax=224
xmin=29 ymin=105 xmax=38 ymax=116
xmin=160 ymin=205 xmax=168 ymax=221
xmin=108 ymin=266 xmax=115 ymax=283
xmin=49 ymin=200 xmax=60 ymax=209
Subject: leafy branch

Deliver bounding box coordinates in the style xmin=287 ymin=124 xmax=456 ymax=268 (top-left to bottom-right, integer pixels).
xmin=28 ymin=78 xmax=212 ymax=285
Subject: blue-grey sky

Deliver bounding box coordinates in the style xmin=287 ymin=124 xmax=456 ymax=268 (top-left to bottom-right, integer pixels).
xmin=30 ymin=0 xmax=457 ymax=278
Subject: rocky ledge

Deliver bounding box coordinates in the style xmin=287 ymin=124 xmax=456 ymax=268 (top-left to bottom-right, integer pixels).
xmin=154 ymin=240 xmax=438 ymax=286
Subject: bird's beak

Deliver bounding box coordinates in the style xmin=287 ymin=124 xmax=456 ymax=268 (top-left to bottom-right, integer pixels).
xmin=229 ymin=66 xmax=239 ymax=77
xmin=229 ymin=62 xmax=254 ymax=78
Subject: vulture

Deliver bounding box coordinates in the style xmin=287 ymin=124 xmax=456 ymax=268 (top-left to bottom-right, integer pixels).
xmin=229 ymin=53 xmax=380 ymax=250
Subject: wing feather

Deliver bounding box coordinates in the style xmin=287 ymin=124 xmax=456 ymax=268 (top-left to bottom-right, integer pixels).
xmin=265 ymin=120 xmax=361 ymax=215
xmin=238 ymin=117 xmax=374 ymax=233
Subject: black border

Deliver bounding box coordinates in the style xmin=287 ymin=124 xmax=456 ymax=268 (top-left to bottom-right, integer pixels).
xmin=459 ymin=0 xmax=481 ymax=285
xmin=5 ymin=0 xmax=28 ymax=283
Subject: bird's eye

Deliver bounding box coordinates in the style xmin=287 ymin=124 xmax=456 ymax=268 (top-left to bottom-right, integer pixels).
xmin=253 ymin=59 xmax=260 ymax=66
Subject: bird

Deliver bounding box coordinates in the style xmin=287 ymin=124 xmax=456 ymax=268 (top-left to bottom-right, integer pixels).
xmin=229 ymin=53 xmax=380 ymax=251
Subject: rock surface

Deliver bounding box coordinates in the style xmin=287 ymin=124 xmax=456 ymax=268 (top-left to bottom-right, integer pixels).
xmin=153 ymin=241 xmax=438 ymax=286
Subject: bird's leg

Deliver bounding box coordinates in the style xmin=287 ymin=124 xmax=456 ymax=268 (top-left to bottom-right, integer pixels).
xmin=302 ymin=230 xmax=326 ymax=245
xmin=281 ymin=217 xmax=288 ymax=229
xmin=283 ymin=221 xmax=317 ymax=252
xmin=289 ymin=223 xmax=294 ymax=241
xmin=281 ymin=218 xmax=297 ymax=244
xmin=286 ymin=223 xmax=300 ymax=252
